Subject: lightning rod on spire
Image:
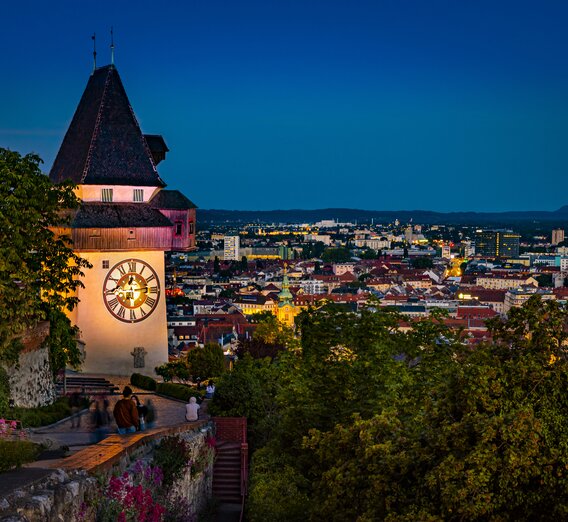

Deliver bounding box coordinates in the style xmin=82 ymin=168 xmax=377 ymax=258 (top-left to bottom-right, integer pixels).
xmin=110 ymin=26 xmax=115 ymax=67
xmin=91 ymin=33 xmax=97 ymax=73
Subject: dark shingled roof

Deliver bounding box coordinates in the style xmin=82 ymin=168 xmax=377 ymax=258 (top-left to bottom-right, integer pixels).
xmin=150 ymin=190 xmax=197 ymax=210
xmin=50 ymin=66 xmax=166 ymax=187
xmin=72 ymin=203 xmax=173 ymax=228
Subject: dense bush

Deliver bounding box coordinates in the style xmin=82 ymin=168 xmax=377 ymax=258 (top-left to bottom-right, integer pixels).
xmin=156 ymin=383 xmax=203 ymax=402
xmin=4 ymin=397 xmax=84 ymax=428
xmin=0 ymin=440 xmax=42 ymax=472
xmin=153 ymin=435 xmax=192 ymax=486
xmin=130 ymin=373 xmax=157 ymax=391
xmin=155 ymin=360 xmax=191 ymax=383
xmin=186 ymin=343 xmax=225 ymax=380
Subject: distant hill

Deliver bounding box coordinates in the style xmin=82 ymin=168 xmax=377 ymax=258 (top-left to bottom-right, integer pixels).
xmin=197 ymin=207 xmax=568 ymax=226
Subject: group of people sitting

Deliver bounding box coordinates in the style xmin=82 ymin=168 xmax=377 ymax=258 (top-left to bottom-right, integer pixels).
xmin=114 ymin=381 xmax=215 ymax=432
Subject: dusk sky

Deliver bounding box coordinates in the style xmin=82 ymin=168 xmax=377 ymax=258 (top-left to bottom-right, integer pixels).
xmin=2 ymin=0 xmax=568 ymax=212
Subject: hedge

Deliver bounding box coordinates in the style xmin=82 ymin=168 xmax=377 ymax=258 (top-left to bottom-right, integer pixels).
xmin=8 ymin=397 xmax=87 ymax=428
xmin=0 ymin=440 xmax=42 ymax=472
xmin=130 ymin=373 xmax=157 ymax=391
xmin=156 ymin=383 xmax=204 ymax=402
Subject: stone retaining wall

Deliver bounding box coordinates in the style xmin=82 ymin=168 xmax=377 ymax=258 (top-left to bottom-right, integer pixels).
xmin=5 ymin=323 xmax=56 ymax=408
xmin=0 ymin=421 xmax=213 ymax=521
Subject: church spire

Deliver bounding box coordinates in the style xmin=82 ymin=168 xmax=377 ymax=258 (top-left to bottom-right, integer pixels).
xmin=278 ymin=263 xmax=293 ymax=304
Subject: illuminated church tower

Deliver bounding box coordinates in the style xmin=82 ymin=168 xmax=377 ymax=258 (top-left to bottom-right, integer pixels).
xmin=276 ymin=264 xmax=299 ymax=327
xmin=50 ymin=63 xmax=196 ymax=375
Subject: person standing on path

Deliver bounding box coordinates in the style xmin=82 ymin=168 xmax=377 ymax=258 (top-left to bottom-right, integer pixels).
xmin=69 ymin=391 xmax=82 ymax=428
xmin=113 ymin=386 xmax=139 ymax=434
xmin=145 ymin=399 xmax=157 ymax=429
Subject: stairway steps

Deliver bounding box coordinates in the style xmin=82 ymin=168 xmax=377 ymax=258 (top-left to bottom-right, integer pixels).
xmin=214 ymin=469 xmax=240 ymax=477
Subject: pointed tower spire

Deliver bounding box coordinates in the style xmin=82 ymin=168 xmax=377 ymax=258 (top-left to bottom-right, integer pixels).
xmin=278 ymin=263 xmax=293 ymax=304
xmin=110 ymin=26 xmax=115 ymax=67
xmin=91 ymin=33 xmax=97 ymax=73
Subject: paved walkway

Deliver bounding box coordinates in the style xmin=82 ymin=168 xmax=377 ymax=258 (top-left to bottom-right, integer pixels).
xmin=29 ymin=374 xmax=197 ymax=456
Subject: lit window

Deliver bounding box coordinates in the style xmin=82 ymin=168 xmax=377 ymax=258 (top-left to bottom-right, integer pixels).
xmin=133 ymin=189 xmax=144 ymax=202
xmin=101 ymin=188 xmax=113 ymax=202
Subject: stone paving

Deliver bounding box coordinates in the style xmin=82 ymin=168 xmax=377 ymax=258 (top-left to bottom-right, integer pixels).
xmin=30 ymin=374 xmax=196 ymax=453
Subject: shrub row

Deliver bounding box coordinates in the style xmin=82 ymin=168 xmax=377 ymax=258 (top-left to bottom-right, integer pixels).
xmin=0 ymin=440 xmax=42 ymax=472
xmin=156 ymin=383 xmax=204 ymax=402
xmin=11 ymin=397 xmax=87 ymax=428
xmin=130 ymin=373 xmax=157 ymax=391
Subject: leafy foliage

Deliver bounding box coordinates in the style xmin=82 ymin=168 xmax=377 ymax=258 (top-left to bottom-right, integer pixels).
xmin=321 ymin=247 xmax=351 ymax=263
xmin=0 ymin=440 xmax=42 ymax=472
xmin=156 ymin=383 xmax=203 ymax=402
xmin=155 ymin=359 xmax=192 ymax=383
xmin=214 ymin=296 xmax=568 ymax=521
xmin=130 ymin=373 xmax=157 ymax=391
xmin=0 ymin=148 xmax=91 ymax=366
xmin=411 ymin=255 xmax=434 ymax=268
xmin=186 ymin=343 xmax=225 ymax=380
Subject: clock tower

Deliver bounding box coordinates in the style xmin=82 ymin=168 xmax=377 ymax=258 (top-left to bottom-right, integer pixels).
xmin=50 ymin=64 xmax=196 ymax=376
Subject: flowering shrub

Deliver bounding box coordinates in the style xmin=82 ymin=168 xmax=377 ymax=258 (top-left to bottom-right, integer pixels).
xmin=0 ymin=418 xmax=26 ymax=439
xmin=92 ymin=433 xmax=215 ymax=521
xmin=95 ymin=462 xmax=165 ymax=522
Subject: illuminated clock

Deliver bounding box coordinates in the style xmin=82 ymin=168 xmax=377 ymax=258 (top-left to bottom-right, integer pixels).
xmin=102 ymin=259 xmax=160 ymax=323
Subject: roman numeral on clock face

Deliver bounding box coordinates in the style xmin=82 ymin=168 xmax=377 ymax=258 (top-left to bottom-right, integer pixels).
xmin=145 ymin=296 xmax=156 ymax=308
xmin=130 ymin=309 xmax=136 ymax=321
xmin=128 ymin=261 xmax=137 ymax=273
xmin=107 ymin=298 xmax=119 ymax=311
xmin=117 ymin=264 xmax=126 ymax=276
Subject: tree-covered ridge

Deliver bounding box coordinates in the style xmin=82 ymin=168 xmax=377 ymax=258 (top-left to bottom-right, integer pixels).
xmin=0 ymin=148 xmax=91 ymax=369
xmin=210 ymin=297 xmax=568 ymax=521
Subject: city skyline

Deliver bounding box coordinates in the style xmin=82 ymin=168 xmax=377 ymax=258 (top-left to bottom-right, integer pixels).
xmin=2 ymin=0 xmax=568 ymax=212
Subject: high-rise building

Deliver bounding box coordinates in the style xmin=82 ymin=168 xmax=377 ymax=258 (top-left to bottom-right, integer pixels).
xmin=475 ymin=230 xmax=520 ymax=258
xmin=49 ymin=64 xmax=196 ymax=375
xmin=223 ymin=235 xmax=240 ymax=260
xmin=552 ymin=228 xmax=565 ymax=246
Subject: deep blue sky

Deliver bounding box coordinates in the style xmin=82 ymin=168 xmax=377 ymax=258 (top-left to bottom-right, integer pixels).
xmin=2 ymin=0 xmax=568 ymax=212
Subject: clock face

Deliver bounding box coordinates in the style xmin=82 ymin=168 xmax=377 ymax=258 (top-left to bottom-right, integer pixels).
xmin=102 ymin=259 xmax=160 ymax=323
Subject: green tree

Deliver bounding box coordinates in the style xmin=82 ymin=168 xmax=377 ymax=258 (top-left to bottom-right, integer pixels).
xmin=359 ymin=248 xmax=377 ymax=260
xmin=321 ymin=247 xmax=351 ymax=263
xmin=0 ymin=149 xmax=91 ymax=366
xmin=241 ymin=255 xmax=248 ymax=271
xmin=187 ymin=342 xmax=225 ymax=379
xmin=411 ymin=256 xmax=434 ymax=269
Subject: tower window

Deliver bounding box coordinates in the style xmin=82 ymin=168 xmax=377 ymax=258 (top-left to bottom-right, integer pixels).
xmin=188 ymin=222 xmax=195 ymax=235
xmin=102 ymin=260 xmax=109 ymax=269
xmin=101 ymin=188 xmax=113 ymax=202
xmin=174 ymin=221 xmax=183 ymax=237
xmin=133 ymin=189 xmax=144 ymax=202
